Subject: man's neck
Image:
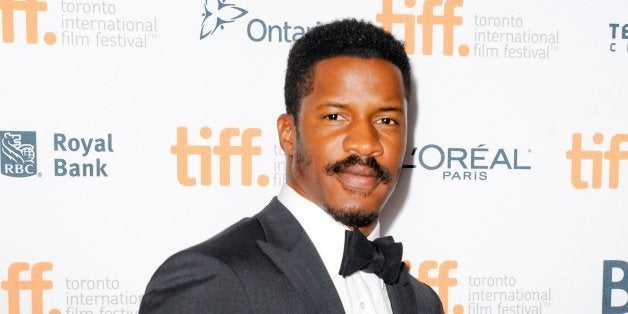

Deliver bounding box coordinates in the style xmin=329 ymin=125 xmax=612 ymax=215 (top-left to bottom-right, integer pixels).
xmin=282 ymin=183 xmax=380 ymax=237
xmin=357 ymin=223 xmax=377 ymax=238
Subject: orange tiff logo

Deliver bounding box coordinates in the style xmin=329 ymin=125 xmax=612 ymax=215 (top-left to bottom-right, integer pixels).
xmin=416 ymin=260 xmax=463 ymax=314
xmin=171 ymin=127 xmax=270 ymax=187
xmin=376 ymin=0 xmax=468 ymax=56
xmin=1 ymin=262 xmax=59 ymax=314
xmin=0 ymin=0 xmax=56 ymax=44
xmin=566 ymin=133 xmax=628 ymax=189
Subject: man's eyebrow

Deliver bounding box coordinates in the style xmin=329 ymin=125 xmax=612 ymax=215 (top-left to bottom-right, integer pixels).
xmin=316 ymin=102 xmax=348 ymax=110
xmin=316 ymin=103 xmax=404 ymax=112
xmin=378 ymin=106 xmax=404 ymax=112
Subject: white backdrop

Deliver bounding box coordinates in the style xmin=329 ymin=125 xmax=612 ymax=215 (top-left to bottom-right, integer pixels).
xmin=1 ymin=0 xmax=627 ymax=313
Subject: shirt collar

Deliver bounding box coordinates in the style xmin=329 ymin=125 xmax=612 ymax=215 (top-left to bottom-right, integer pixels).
xmin=277 ymin=184 xmax=380 ymax=279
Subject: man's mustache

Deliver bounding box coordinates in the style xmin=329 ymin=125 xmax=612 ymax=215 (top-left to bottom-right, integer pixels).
xmin=325 ymin=155 xmax=391 ymax=183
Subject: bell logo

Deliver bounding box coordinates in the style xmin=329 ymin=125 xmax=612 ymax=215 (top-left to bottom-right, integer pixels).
xmin=376 ymin=0 xmax=468 ymax=56
xmin=602 ymin=260 xmax=628 ymax=314
xmin=0 ymin=0 xmax=56 ymax=44
xmin=1 ymin=262 xmax=60 ymax=314
xmin=566 ymin=133 xmax=628 ymax=189
xmin=608 ymin=23 xmax=627 ymax=53
xmin=171 ymin=126 xmax=270 ymax=187
xmin=419 ymin=260 xmax=464 ymax=314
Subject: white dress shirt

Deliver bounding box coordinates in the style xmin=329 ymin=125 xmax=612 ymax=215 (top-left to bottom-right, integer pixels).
xmin=277 ymin=184 xmax=393 ymax=314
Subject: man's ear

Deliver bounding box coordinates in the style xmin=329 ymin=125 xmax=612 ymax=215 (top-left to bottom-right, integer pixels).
xmin=277 ymin=113 xmax=296 ymax=156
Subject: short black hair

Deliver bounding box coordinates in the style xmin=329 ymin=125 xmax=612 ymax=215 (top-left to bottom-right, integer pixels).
xmin=284 ymin=18 xmax=411 ymax=120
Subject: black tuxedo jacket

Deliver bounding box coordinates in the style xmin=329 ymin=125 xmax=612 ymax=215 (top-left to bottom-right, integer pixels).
xmin=140 ymin=198 xmax=443 ymax=313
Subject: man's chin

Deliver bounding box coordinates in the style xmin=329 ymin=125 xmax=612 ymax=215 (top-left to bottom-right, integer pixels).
xmin=323 ymin=204 xmax=380 ymax=228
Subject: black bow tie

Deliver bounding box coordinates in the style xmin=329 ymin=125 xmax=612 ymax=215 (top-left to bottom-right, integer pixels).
xmin=338 ymin=228 xmax=404 ymax=285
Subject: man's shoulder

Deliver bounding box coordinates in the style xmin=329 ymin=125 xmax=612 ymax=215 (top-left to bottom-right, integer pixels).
xmin=404 ymin=271 xmax=445 ymax=314
xmin=185 ymin=215 xmax=265 ymax=260
xmin=139 ymin=212 xmax=269 ymax=313
xmin=152 ymin=210 xmax=274 ymax=283
xmin=179 ymin=197 xmax=291 ymax=263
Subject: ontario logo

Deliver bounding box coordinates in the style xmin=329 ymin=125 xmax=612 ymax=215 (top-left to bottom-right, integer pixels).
xmin=1 ymin=131 xmax=38 ymax=177
xmin=200 ymin=0 xmax=248 ymax=40
xmin=198 ymin=0 xmax=320 ymax=43
xmin=0 ymin=0 xmax=56 ymax=45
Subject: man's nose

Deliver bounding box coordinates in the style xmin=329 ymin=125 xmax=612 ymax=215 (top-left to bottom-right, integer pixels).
xmin=343 ymin=120 xmax=384 ymax=157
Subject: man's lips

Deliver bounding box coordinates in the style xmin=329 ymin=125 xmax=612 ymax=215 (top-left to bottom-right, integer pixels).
xmin=335 ymin=165 xmax=380 ymax=190
xmin=325 ymin=154 xmax=391 ymax=190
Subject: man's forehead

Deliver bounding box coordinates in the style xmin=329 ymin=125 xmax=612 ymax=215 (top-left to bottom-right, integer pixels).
xmin=306 ymin=57 xmax=405 ymax=98
xmin=311 ymin=55 xmax=402 ymax=75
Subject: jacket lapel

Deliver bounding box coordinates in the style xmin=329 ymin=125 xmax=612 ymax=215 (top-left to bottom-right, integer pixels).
xmin=387 ymin=270 xmax=419 ymax=313
xmin=255 ymin=198 xmax=344 ymax=313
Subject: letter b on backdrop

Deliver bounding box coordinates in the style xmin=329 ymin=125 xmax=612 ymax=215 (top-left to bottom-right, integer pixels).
xmin=602 ymin=260 xmax=628 ymax=314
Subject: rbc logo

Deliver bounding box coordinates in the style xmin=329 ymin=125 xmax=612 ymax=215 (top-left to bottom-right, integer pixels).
xmin=602 ymin=260 xmax=628 ymax=314
xmin=0 ymin=131 xmax=37 ymax=177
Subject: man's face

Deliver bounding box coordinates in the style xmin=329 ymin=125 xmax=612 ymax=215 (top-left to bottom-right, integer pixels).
xmin=279 ymin=56 xmax=407 ymax=227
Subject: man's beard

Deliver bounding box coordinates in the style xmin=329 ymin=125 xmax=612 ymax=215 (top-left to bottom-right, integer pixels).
xmin=295 ymin=139 xmax=393 ymax=227
xmin=324 ymin=206 xmax=380 ymax=228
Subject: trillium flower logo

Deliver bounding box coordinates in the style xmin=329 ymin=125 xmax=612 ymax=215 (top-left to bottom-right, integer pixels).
xmin=200 ymin=0 xmax=248 ymax=40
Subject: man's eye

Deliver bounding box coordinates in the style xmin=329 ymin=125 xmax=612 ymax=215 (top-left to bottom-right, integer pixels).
xmin=325 ymin=114 xmax=340 ymax=121
xmin=378 ymin=117 xmax=397 ymax=125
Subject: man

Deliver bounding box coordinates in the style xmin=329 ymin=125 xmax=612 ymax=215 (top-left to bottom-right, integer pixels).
xmin=140 ymin=19 xmax=443 ymax=313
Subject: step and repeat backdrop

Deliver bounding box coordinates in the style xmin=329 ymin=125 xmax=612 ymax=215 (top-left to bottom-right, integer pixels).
xmin=1 ymin=0 xmax=627 ymax=313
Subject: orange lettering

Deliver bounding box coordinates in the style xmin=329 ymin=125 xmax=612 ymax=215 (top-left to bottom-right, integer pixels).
xmin=0 ymin=0 xmax=54 ymax=44
xmin=1 ymin=262 xmax=57 ymax=314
